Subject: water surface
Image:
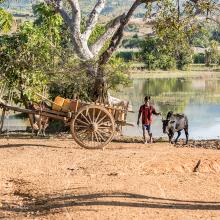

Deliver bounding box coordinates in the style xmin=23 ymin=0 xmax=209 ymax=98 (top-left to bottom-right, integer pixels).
xmin=117 ymin=75 xmax=220 ymax=140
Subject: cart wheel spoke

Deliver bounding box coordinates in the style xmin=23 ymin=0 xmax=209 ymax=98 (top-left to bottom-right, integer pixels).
xmin=92 ymin=108 xmax=95 ymax=123
xmin=96 ymin=130 xmax=107 ymax=142
xmin=91 ymin=132 xmax=94 ymax=143
xmin=76 ymin=118 xmax=89 ymax=126
xmin=80 ymin=111 xmax=90 ymax=124
xmin=97 ymin=114 xmax=107 ymax=125
xmin=71 ymin=105 xmax=115 ymax=149
xmin=75 ymin=124 xmax=88 ymax=129
xmin=94 ymin=131 xmax=100 ymax=143
xmin=87 ymin=109 xmax=93 ymax=123
xmin=98 ymin=131 xmax=111 ymax=135
xmin=98 ymin=125 xmax=112 ymax=129
xmin=95 ymin=109 xmax=102 ymax=123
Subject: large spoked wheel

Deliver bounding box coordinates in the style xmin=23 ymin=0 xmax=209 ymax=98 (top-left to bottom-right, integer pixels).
xmin=71 ymin=105 xmax=115 ymax=149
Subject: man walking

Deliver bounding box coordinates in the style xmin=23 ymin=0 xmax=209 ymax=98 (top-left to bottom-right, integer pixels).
xmin=137 ymin=96 xmax=161 ymax=143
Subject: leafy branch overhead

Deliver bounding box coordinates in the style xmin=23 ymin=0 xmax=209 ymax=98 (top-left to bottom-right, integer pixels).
xmin=0 ymin=8 xmax=13 ymax=33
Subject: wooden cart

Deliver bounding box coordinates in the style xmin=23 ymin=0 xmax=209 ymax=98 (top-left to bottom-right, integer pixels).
xmin=0 ymin=97 xmax=133 ymax=149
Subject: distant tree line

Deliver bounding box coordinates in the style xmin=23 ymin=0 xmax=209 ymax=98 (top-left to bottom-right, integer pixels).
xmin=117 ymin=27 xmax=220 ymax=70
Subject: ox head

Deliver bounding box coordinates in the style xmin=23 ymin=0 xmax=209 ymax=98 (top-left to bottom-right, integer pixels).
xmin=162 ymin=116 xmax=176 ymax=134
xmin=162 ymin=118 xmax=170 ymax=134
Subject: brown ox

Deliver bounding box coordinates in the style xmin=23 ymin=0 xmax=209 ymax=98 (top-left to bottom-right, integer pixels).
xmin=29 ymin=102 xmax=49 ymax=136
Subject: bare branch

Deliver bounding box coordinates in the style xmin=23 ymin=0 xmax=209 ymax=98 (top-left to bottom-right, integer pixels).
xmin=82 ymin=0 xmax=106 ymax=40
xmin=54 ymin=1 xmax=72 ymax=26
xmin=99 ymin=0 xmax=151 ymax=65
xmin=67 ymin=0 xmax=81 ymax=33
xmin=66 ymin=0 xmax=96 ymax=60
xmin=90 ymin=14 xmax=125 ymax=56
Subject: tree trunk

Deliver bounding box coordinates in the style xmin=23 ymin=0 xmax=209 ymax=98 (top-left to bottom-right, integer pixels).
xmin=85 ymin=63 xmax=108 ymax=103
xmin=90 ymin=71 xmax=108 ymax=103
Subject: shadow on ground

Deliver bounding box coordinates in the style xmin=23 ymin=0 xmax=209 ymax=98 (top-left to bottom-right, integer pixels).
xmin=1 ymin=191 xmax=220 ymax=218
xmin=0 ymin=143 xmax=62 ymax=149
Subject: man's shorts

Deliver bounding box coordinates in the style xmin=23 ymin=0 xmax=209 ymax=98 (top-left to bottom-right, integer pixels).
xmin=143 ymin=124 xmax=151 ymax=133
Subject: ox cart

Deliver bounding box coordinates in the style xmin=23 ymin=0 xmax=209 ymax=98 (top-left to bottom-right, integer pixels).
xmin=0 ymin=96 xmax=133 ymax=149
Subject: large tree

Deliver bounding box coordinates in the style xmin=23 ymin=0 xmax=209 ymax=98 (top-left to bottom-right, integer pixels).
xmin=46 ymin=0 xmax=219 ymax=102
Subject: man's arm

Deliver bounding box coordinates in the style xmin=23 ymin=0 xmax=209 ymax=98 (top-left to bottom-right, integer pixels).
xmin=137 ymin=107 xmax=142 ymax=125
xmin=152 ymin=107 xmax=161 ymax=116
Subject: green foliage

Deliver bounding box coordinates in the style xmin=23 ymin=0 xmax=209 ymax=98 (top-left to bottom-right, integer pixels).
xmin=140 ymin=36 xmax=176 ymax=70
xmin=153 ymin=1 xmax=195 ymax=69
xmin=210 ymin=29 xmax=220 ymax=43
xmin=103 ymin=57 xmax=131 ymax=91
xmin=116 ymin=51 xmax=140 ymax=62
xmin=193 ymin=53 xmax=205 ymax=64
xmin=80 ymin=17 xmax=106 ymax=46
xmin=142 ymin=0 xmax=214 ymax=70
xmin=0 ymin=2 xmax=69 ymax=105
xmin=191 ymin=26 xmax=210 ymax=48
xmin=125 ymin=24 xmax=139 ymax=32
xmin=49 ymin=57 xmax=132 ymax=101
xmin=158 ymin=54 xmax=176 ymax=70
xmin=88 ymin=23 xmax=106 ymax=46
xmin=48 ymin=59 xmax=91 ymax=101
xmin=0 ymin=21 xmax=52 ymax=103
xmin=33 ymin=2 xmax=63 ymax=46
xmin=176 ymin=49 xmax=193 ymax=70
xmin=0 ymin=7 xmax=13 ymax=33
xmin=122 ymin=35 xmax=142 ymax=48
xmin=205 ymin=40 xmax=220 ymax=66
xmin=141 ymin=36 xmax=158 ymax=70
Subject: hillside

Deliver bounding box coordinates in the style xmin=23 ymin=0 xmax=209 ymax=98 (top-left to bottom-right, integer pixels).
xmin=0 ymin=0 xmax=145 ymax=17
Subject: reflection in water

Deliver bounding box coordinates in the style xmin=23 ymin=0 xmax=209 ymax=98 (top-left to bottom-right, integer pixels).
xmin=0 ymin=113 xmax=29 ymax=131
xmin=116 ymin=76 xmax=220 ymax=140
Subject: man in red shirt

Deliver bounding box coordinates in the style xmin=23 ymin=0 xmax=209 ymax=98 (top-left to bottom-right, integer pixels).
xmin=137 ymin=96 xmax=161 ymax=143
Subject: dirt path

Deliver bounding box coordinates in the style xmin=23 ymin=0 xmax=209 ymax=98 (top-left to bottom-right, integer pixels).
xmin=0 ymin=137 xmax=220 ymax=220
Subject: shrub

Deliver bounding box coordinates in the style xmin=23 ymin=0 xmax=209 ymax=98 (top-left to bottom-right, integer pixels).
xmin=193 ymin=53 xmax=205 ymax=64
xmin=157 ymin=55 xmax=176 ymax=70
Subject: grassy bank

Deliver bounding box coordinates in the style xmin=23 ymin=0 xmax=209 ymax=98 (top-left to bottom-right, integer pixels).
xmin=130 ymin=64 xmax=220 ymax=79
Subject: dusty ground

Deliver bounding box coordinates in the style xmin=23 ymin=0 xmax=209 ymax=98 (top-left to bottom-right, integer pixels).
xmin=0 ymin=136 xmax=220 ymax=220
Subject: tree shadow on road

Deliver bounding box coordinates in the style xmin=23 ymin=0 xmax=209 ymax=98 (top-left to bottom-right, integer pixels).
xmin=1 ymin=191 xmax=220 ymax=218
xmin=0 ymin=143 xmax=62 ymax=149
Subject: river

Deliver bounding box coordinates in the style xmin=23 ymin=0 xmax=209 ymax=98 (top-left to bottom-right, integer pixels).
xmin=116 ymin=72 xmax=220 ymax=140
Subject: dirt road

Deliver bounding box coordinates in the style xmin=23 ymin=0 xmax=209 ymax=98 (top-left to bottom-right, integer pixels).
xmin=0 ymin=137 xmax=220 ymax=220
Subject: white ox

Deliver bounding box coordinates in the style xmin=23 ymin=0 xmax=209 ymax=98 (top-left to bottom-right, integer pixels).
xmin=107 ymin=94 xmax=132 ymax=111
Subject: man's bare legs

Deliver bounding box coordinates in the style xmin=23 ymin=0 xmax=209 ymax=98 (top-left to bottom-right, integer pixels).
xmin=142 ymin=125 xmax=153 ymax=143
xmin=142 ymin=125 xmax=147 ymax=143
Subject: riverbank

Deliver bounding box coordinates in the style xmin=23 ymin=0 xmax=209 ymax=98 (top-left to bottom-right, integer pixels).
xmin=129 ymin=64 xmax=220 ymax=79
xmin=130 ymin=69 xmax=220 ymax=79
xmin=0 ymin=136 xmax=220 ymax=220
